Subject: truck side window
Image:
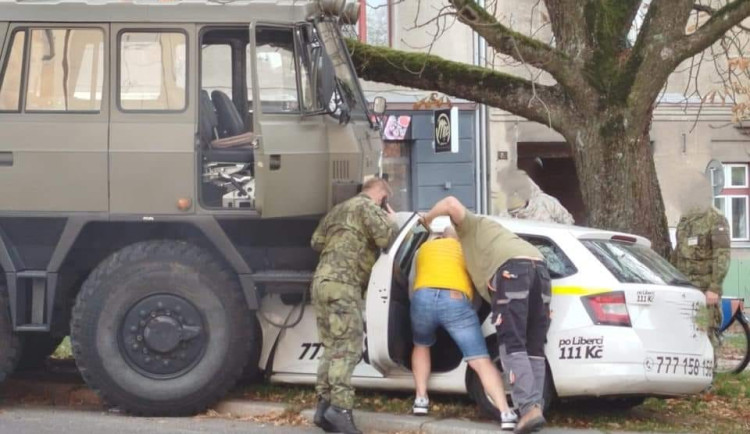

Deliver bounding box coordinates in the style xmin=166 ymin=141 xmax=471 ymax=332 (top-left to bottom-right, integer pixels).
xmin=201 ymin=44 xmax=232 ymax=99
xmin=119 ymin=31 xmax=186 ymax=111
xmin=25 ymin=29 xmax=104 ymax=112
xmin=255 ymin=27 xmax=302 ymax=113
xmin=0 ymin=31 xmax=26 ymax=112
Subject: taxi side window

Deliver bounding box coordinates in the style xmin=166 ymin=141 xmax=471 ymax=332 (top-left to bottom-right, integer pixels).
xmin=520 ymin=235 xmax=577 ymax=278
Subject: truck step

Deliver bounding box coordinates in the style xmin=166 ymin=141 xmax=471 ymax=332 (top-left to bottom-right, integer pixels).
xmin=251 ymin=270 xmax=313 ymax=285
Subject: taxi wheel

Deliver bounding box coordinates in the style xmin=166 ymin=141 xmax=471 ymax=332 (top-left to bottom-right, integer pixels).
xmin=466 ymin=359 xmax=555 ymax=419
xmin=70 ymin=240 xmax=256 ymax=416
xmin=0 ymin=282 xmax=22 ymax=383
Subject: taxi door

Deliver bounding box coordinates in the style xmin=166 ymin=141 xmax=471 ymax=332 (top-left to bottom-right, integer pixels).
xmin=365 ymin=213 xmax=430 ymax=373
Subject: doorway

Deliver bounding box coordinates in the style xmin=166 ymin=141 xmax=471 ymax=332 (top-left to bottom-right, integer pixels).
xmin=517 ymin=142 xmax=587 ymax=225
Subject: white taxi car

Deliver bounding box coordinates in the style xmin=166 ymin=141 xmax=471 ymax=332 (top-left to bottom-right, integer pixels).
xmin=254 ymin=213 xmax=713 ymax=415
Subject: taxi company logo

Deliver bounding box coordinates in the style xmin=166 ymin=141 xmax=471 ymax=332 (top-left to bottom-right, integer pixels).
xmin=559 ymin=336 xmax=604 ymax=360
xmin=435 ymin=113 xmax=451 ymax=147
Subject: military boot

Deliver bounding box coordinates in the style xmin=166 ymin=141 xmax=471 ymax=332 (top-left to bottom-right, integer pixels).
xmin=323 ymin=405 xmax=362 ymax=434
xmin=313 ymin=398 xmax=339 ymax=432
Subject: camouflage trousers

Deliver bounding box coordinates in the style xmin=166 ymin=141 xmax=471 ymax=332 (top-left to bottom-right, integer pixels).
xmin=311 ymin=280 xmax=364 ymax=409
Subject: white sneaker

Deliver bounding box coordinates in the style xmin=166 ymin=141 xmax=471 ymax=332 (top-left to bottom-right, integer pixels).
xmin=412 ymin=396 xmax=429 ymax=416
xmin=500 ymin=411 xmax=518 ymax=431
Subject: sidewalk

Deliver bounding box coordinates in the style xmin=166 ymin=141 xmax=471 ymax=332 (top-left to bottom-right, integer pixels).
xmin=215 ymin=399 xmax=653 ymax=434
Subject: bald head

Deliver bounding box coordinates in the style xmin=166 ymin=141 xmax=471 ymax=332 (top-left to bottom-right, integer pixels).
xmin=362 ymin=177 xmax=392 ymax=204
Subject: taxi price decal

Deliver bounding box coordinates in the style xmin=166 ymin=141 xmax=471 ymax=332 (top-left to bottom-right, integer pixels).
xmin=635 ymin=289 xmax=655 ymax=304
xmin=644 ymin=355 xmax=713 ymax=377
xmin=558 ymin=336 xmax=604 ymax=360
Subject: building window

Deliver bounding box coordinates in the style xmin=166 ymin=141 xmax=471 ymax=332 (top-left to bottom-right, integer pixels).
xmin=726 ymin=164 xmax=748 ymax=188
xmin=343 ymin=1 xmax=391 ymax=46
xmin=715 ymin=196 xmax=749 ymax=241
xmin=119 ymin=31 xmax=186 ymax=111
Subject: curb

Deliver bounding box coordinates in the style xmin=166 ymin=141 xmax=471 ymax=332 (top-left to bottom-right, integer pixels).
xmin=220 ymin=399 xmax=621 ymax=434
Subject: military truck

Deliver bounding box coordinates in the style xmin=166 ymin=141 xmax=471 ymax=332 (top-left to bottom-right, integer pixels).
xmin=0 ymin=0 xmax=385 ymax=415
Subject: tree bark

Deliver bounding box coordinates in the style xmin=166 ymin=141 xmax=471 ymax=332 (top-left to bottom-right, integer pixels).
xmin=565 ymin=110 xmax=671 ymax=257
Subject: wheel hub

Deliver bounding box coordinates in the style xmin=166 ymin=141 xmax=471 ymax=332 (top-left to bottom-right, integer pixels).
xmin=120 ymin=294 xmax=206 ymax=378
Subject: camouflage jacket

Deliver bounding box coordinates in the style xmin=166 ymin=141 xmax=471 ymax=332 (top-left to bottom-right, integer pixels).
xmin=311 ymin=193 xmax=395 ymax=290
xmin=671 ymin=207 xmax=731 ymax=294
xmin=493 ymin=180 xmax=574 ymax=225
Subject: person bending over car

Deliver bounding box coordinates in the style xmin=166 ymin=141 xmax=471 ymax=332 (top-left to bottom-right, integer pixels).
xmin=310 ymin=177 xmax=397 ymax=434
xmin=423 ymin=197 xmax=551 ymax=434
xmin=408 ymin=226 xmax=517 ymax=430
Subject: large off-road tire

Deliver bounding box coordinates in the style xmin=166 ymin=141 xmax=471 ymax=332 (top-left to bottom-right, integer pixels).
xmin=16 ymin=335 xmax=64 ymax=371
xmin=70 ymin=240 xmax=257 ymax=416
xmin=0 ymin=283 xmax=21 ymax=383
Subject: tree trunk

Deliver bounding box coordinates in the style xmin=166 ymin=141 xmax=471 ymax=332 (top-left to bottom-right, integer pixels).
xmin=568 ymin=112 xmax=672 ymax=257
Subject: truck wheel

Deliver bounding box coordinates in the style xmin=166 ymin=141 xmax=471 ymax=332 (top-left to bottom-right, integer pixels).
xmin=70 ymin=240 xmax=256 ymax=416
xmin=467 ymin=360 xmax=555 ymax=419
xmin=0 ymin=283 xmax=21 ymax=383
xmin=17 ymin=335 xmax=64 ymax=371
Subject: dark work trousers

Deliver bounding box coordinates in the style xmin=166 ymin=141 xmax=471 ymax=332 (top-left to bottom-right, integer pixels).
xmin=490 ymin=258 xmax=551 ymax=416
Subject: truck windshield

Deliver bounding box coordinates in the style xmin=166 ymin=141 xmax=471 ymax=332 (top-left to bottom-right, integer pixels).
xmin=581 ymin=239 xmax=694 ymax=287
xmin=315 ymin=20 xmax=369 ymax=121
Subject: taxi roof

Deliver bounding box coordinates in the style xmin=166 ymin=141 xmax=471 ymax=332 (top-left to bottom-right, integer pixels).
xmin=0 ymin=0 xmax=317 ymax=24
xmin=395 ymin=212 xmax=652 ymax=248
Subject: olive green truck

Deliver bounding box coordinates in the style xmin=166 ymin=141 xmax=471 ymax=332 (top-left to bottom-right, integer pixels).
xmin=0 ymin=0 xmax=386 ymax=415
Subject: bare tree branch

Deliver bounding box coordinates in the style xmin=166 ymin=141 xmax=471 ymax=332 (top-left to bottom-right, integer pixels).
xmin=677 ymin=0 xmax=750 ymax=59
xmin=446 ymin=0 xmax=596 ymax=105
xmin=345 ymin=38 xmax=571 ymax=129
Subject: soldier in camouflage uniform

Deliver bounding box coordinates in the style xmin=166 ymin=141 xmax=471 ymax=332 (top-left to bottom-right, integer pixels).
xmin=310 ymin=177 xmax=396 ymax=434
xmin=495 ymin=167 xmax=574 ymax=225
xmin=671 ymin=173 xmax=731 ymax=366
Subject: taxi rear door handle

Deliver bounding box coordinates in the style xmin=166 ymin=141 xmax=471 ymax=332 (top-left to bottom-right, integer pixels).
xmin=0 ymin=152 xmax=13 ymax=166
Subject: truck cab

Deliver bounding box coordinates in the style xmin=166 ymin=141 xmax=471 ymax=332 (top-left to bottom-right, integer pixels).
xmin=0 ymin=0 xmax=385 ymax=415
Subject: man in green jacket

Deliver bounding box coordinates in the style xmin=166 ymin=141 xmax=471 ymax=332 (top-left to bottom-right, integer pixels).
xmin=423 ymin=196 xmax=550 ymax=434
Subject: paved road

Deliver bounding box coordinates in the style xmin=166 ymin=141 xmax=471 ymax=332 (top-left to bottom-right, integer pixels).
xmin=0 ymin=407 xmax=321 ymax=434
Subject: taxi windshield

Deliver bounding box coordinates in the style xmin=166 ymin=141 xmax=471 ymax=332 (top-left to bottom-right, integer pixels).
xmin=315 ymin=20 xmax=370 ymax=121
xmin=582 ymin=239 xmax=693 ymax=287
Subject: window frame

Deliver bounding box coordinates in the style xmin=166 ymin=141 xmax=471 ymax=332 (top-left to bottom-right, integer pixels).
xmin=0 ymin=28 xmax=28 ymax=114
xmin=356 ymin=0 xmax=392 ymax=47
xmin=23 ymin=27 xmax=106 ymax=114
xmin=725 ymin=164 xmax=749 ymax=188
xmin=253 ymin=24 xmax=306 ymax=116
xmin=715 ymin=194 xmax=750 ymax=241
xmin=116 ymin=28 xmax=189 ymax=114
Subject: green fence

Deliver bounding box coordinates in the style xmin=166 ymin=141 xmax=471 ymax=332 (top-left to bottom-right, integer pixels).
xmin=723 ymin=259 xmax=750 ymax=300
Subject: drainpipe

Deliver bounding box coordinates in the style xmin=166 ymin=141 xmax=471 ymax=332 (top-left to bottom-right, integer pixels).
xmin=474 ymin=0 xmax=489 ymax=213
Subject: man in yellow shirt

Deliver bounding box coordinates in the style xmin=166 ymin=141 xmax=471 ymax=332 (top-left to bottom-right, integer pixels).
xmin=409 ymin=227 xmax=517 ymax=431
xmin=423 ymin=197 xmax=549 ymax=434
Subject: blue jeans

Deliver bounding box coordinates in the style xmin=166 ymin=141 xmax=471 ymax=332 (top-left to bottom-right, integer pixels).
xmin=410 ymin=288 xmax=489 ymax=361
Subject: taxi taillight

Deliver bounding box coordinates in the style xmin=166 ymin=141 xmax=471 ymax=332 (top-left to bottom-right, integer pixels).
xmin=582 ymin=291 xmax=631 ymax=327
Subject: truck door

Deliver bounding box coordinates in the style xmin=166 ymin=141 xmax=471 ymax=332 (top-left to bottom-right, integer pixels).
xmin=365 ymin=213 xmax=430 ymax=373
xmin=108 ymin=24 xmax=195 ymax=214
xmin=0 ymin=24 xmax=109 ymax=212
xmin=249 ymin=24 xmax=328 ymax=218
